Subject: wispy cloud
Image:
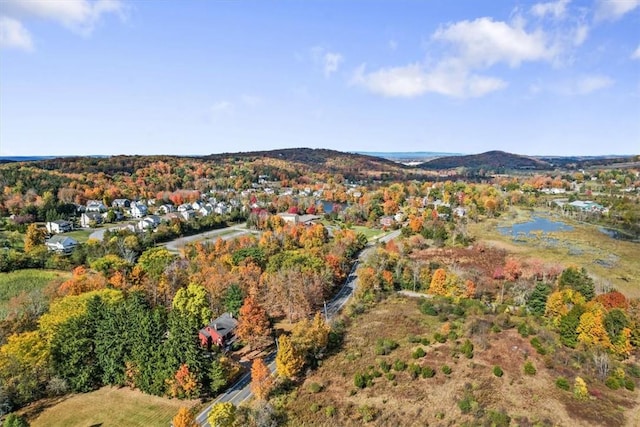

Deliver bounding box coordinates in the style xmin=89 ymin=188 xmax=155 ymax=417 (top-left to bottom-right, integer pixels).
xmin=575 ymin=75 xmax=614 ymax=94
xmin=0 ymin=0 xmax=126 ymax=51
xmin=632 ymin=45 xmax=640 ymax=60
xmin=531 ymin=0 xmax=571 ymax=19
xmin=594 ymin=0 xmax=640 ymax=21
xmin=311 ymin=46 xmax=344 ymax=78
xmin=0 ymin=16 xmax=33 ymax=51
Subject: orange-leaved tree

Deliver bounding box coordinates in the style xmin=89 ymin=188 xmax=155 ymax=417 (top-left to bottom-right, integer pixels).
xmin=250 ymin=357 xmax=273 ymax=400
xmin=236 ymin=297 xmax=272 ymax=350
xmin=172 ymin=407 xmax=197 ymax=427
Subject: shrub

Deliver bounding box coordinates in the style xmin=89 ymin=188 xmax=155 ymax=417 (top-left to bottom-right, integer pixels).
xmin=442 ymin=365 xmax=452 ymax=375
xmin=434 ymin=332 xmax=447 ymax=343
xmin=491 ymin=324 xmax=502 ymax=333
xmin=412 ymin=347 xmax=426 ymax=359
xmin=523 ymin=361 xmax=536 ymax=375
xmin=308 ymin=382 xmax=323 ymax=393
xmin=627 ymin=363 xmax=640 ymax=378
xmin=358 ymin=405 xmax=378 ymax=422
xmin=624 ymin=379 xmax=635 ymax=391
xmin=408 ymin=335 xmax=421 ymax=343
xmin=408 ymin=363 xmax=421 ymax=379
xmin=457 ymin=393 xmax=475 ymax=414
xmin=556 ymin=377 xmax=570 ymax=390
xmin=393 ymin=359 xmax=406 ymax=371
xmin=493 ymin=366 xmax=504 ymax=377
xmin=605 ymin=376 xmax=620 ymax=390
xmin=420 ymin=337 xmax=431 ymax=346
xmin=421 ymin=366 xmax=435 ymax=378
xmin=310 ymin=403 xmax=320 ymax=413
xmin=461 ymin=339 xmax=474 ymax=359
xmin=325 ymin=406 xmax=336 ymax=417
xmin=574 ymin=376 xmax=588 ymax=400
xmin=385 ymin=372 xmax=395 ymax=381
xmin=517 ymin=322 xmax=530 ymax=337
xmin=379 ymin=360 xmax=391 ymax=373
xmin=420 ymin=301 xmax=438 ymax=316
xmin=375 ymin=339 xmax=399 ymax=355
xmin=354 ymin=373 xmax=366 ymax=389
xmin=486 ymin=409 xmax=511 ymax=427
xmin=530 ymin=337 xmax=547 ymax=355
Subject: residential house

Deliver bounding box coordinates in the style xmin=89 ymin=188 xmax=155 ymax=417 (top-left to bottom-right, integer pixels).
xmin=198 ymin=313 xmax=238 ymax=349
xmin=46 ymin=220 xmax=73 ymax=234
xmin=180 ymin=209 xmax=196 ymax=221
xmin=379 ymin=216 xmax=394 ymax=227
xmin=112 ymin=199 xmax=131 ymax=209
xmin=177 ymin=203 xmax=192 ymax=212
xmin=45 ymin=235 xmax=78 ymax=254
xmin=130 ymin=202 xmax=148 ymax=218
xmin=156 ymin=204 xmax=175 ymax=215
xmin=453 ymin=207 xmax=467 ymax=218
xmin=81 ymin=212 xmax=103 ymax=228
xmin=137 ymin=215 xmax=161 ymax=231
xmin=86 ymin=200 xmax=108 ymax=213
xmin=199 ymin=204 xmax=214 ymax=217
xmin=278 ymin=213 xmax=299 ymax=224
xmin=191 ymin=201 xmax=203 ymax=210
xmin=214 ymin=203 xmax=227 ymax=215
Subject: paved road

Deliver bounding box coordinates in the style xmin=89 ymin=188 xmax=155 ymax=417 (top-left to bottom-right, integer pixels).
xmin=195 ymin=228 xmax=401 ymax=426
xmin=163 ymin=223 xmax=255 ymax=253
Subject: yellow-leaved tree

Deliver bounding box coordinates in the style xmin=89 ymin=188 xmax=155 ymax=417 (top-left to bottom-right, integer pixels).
xmin=207 ymin=402 xmax=236 ymax=427
xmin=276 ymin=334 xmax=304 ymax=380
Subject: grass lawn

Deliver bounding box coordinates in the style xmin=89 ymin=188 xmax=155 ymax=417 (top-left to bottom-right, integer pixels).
xmin=350 ymin=225 xmax=384 ymax=241
xmin=28 ymin=386 xmax=200 ymax=427
xmin=468 ymin=207 xmax=640 ymax=298
xmin=0 ymin=269 xmax=68 ymax=319
xmin=64 ymin=229 xmax=93 ymax=243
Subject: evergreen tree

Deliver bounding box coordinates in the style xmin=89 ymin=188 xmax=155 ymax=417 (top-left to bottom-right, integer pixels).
xmin=527 ymin=282 xmax=551 ymax=316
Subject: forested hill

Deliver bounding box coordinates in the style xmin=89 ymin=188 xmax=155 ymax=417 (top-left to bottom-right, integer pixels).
xmin=419 ymin=150 xmax=552 ymax=171
xmin=24 ymin=148 xmax=410 ymax=180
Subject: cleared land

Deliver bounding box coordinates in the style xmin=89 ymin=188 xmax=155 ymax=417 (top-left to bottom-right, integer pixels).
xmin=28 ymin=386 xmax=199 ymax=427
xmin=468 ymin=208 xmax=640 ymax=298
xmin=282 ymin=295 xmax=639 ymax=426
xmin=0 ymin=269 xmax=67 ymax=319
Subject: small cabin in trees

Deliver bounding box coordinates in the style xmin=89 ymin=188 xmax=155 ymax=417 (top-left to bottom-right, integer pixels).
xmin=199 ymin=313 xmax=238 ymax=349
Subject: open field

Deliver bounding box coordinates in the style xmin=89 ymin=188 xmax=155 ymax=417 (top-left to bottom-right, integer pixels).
xmin=64 ymin=229 xmax=93 ymax=243
xmin=0 ymin=269 xmax=68 ymax=319
xmin=350 ymin=225 xmax=384 ymax=241
xmin=468 ymin=208 xmax=640 ymax=298
xmin=27 ymin=386 xmax=200 ymax=427
xmin=282 ymin=295 xmax=639 ymax=426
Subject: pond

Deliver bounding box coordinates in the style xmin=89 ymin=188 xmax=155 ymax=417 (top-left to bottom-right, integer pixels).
xmin=321 ymin=200 xmax=347 ymax=214
xmin=498 ymin=216 xmax=573 ymax=237
xmin=598 ymin=227 xmax=639 ymax=242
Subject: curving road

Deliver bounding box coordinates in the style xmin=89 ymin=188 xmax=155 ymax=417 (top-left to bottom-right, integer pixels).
xmin=195 ymin=228 xmax=401 ymax=426
xmin=163 ymin=223 xmax=258 ymax=253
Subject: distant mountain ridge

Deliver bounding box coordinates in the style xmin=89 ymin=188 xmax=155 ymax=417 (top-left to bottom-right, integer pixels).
xmin=419 ymin=150 xmax=552 ymax=170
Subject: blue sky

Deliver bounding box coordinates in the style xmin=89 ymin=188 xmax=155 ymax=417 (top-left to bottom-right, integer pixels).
xmin=0 ymin=0 xmax=639 ymax=156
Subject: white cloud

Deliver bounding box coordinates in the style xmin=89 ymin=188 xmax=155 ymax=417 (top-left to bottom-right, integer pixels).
xmin=432 ymin=17 xmax=556 ymax=68
xmin=531 ymin=0 xmax=571 ymax=19
xmin=572 ymin=24 xmax=589 ymax=46
xmin=351 ymin=61 xmax=507 ymax=99
xmin=3 ymin=0 xmax=125 ymax=34
xmin=632 ymin=45 xmax=640 ymax=60
xmin=0 ymin=16 xmax=33 ymax=51
xmin=311 ymin=46 xmax=344 ymax=78
xmin=595 ymin=0 xmax=640 ymax=21
xmin=575 ymin=75 xmax=614 ymax=94
xmin=323 ymin=52 xmax=343 ymax=77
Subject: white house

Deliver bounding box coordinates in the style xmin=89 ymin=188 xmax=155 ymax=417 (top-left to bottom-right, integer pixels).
xmin=177 ymin=203 xmax=192 ymax=212
xmin=156 ymin=204 xmax=175 ymax=215
xmin=180 ymin=209 xmax=196 ymax=221
xmin=199 ymin=204 xmax=214 ymax=216
xmin=130 ymin=202 xmax=148 ymax=218
xmin=86 ymin=200 xmax=107 ymax=213
xmin=81 ymin=212 xmax=103 ymax=228
xmin=137 ymin=215 xmax=161 ymax=231
xmin=45 ymin=235 xmax=78 ymax=254
xmin=46 ymin=220 xmax=73 ymax=234
xmin=112 ymin=199 xmax=131 ymax=209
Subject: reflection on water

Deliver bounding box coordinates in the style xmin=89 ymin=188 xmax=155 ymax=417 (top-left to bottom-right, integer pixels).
xmin=498 ymin=216 xmax=573 ymax=237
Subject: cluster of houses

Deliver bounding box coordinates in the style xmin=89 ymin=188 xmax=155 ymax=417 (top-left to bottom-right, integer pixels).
xmin=553 ymin=199 xmax=608 ymax=214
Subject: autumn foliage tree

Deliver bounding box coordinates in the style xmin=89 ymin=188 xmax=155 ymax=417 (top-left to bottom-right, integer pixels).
xmin=172 ymin=407 xmax=197 ymax=427
xmin=24 ymin=223 xmax=46 ymax=252
xmin=207 ymin=402 xmax=236 ymax=427
xmin=275 ymin=334 xmax=304 ymax=380
xmin=250 ymin=357 xmax=273 ymax=400
xmin=429 ymin=268 xmax=448 ymax=296
xmin=236 ymin=297 xmax=272 ymax=350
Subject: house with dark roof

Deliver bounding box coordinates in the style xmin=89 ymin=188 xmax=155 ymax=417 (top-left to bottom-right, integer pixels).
xmin=198 ymin=313 xmax=238 ymax=349
xmin=46 ymin=220 xmax=73 ymax=234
